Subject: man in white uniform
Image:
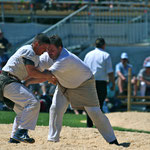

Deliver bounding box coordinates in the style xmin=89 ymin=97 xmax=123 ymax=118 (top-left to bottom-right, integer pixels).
xmin=84 ymin=38 xmax=115 ymax=127
xmin=46 ymin=35 xmax=119 ymax=145
xmin=0 ymin=33 xmax=56 ymax=143
xmin=25 ymin=35 xmax=119 ymax=146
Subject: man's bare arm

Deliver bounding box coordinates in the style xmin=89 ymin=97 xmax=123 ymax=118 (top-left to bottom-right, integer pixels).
xmin=117 ymin=71 xmax=126 ymax=80
xmin=24 ymin=78 xmax=48 ymax=87
xmin=25 ymin=65 xmax=57 ymax=85
xmin=25 ymin=65 xmax=55 ymax=80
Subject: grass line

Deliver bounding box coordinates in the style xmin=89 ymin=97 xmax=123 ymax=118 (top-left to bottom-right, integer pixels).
xmin=113 ymin=126 xmax=150 ymax=134
xmin=0 ymin=111 xmax=150 ymax=134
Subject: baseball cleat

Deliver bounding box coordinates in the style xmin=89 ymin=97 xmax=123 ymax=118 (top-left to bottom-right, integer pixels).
xmin=8 ymin=138 xmax=20 ymax=144
xmin=12 ymin=129 xmax=35 ymax=144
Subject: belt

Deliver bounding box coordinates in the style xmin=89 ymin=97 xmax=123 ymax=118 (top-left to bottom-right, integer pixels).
xmin=2 ymin=71 xmax=20 ymax=82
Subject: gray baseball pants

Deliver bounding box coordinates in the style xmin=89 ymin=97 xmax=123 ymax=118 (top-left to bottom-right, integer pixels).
xmin=48 ymin=86 xmax=116 ymax=143
xmin=3 ymin=82 xmax=40 ymax=138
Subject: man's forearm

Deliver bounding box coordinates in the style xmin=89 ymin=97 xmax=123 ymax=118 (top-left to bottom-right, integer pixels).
xmin=24 ymin=78 xmax=48 ymax=86
xmin=117 ymin=71 xmax=125 ymax=80
xmin=142 ymin=78 xmax=150 ymax=85
xmin=25 ymin=65 xmax=55 ymax=80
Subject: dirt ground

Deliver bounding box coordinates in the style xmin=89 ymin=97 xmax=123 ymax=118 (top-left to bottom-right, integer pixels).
xmin=0 ymin=112 xmax=150 ymax=150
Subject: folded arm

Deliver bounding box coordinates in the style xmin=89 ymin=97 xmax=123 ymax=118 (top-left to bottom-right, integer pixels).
xmin=117 ymin=71 xmax=126 ymax=81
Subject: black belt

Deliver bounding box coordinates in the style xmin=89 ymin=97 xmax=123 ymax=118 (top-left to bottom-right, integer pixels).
xmin=2 ymin=71 xmax=20 ymax=82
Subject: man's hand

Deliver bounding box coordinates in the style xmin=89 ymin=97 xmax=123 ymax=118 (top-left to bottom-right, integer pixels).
xmin=122 ymin=76 xmax=126 ymax=81
xmin=48 ymin=75 xmax=57 ymax=85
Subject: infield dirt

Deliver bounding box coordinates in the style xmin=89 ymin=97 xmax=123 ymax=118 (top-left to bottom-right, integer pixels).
xmin=0 ymin=111 xmax=150 ymax=150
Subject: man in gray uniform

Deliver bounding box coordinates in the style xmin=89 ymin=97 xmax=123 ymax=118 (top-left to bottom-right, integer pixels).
xmin=25 ymin=35 xmax=118 ymax=145
xmin=0 ymin=33 xmax=56 ymax=144
xmin=25 ymin=35 xmax=119 ymax=145
xmin=47 ymin=35 xmax=119 ymax=145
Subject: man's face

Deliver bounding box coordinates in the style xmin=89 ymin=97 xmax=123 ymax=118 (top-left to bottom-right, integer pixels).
xmin=47 ymin=44 xmax=61 ymax=60
xmin=34 ymin=42 xmax=50 ymax=55
xmin=121 ymin=59 xmax=128 ymax=65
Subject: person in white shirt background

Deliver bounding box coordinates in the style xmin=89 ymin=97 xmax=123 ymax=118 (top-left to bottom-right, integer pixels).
xmin=84 ymin=37 xmax=115 ymax=127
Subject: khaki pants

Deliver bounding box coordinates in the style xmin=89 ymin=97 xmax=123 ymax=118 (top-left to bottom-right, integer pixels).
xmin=48 ymin=80 xmax=116 ymax=142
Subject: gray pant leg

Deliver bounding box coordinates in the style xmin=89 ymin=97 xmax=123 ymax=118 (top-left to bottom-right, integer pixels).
xmin=84 ymin=106 xmax=116 ymax=143
xmin=48 ymin=86 xmax=69 ymax=142
xmin=10 ymin=104 xmax=23 ymax=138
xmin=3 ymin=82 xmax=40 ymax=130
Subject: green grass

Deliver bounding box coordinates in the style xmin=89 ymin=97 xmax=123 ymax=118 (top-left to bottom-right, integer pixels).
xmin=113 ymin=126 xmax=150 ymax=134
xmin=0 ymin=111 xmax=86 ymax=127
xmin=0 ymin=111 xmax=16 ymax=124
xmin=0 ymin=111 xmax=150 ymax=134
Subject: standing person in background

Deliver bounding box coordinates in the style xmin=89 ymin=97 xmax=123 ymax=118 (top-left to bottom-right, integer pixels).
xmin=0 ymin=33 xmax=56 ymax=144
xmin=0 ymin=28 xmax=11 ymax=53
xmin=0 ymin=28 xmax=11 ymax=71
xmin=84 ymin=37 xmax=115 ymax=127
xmin=115 ymin=52 xmax=137 ymax=96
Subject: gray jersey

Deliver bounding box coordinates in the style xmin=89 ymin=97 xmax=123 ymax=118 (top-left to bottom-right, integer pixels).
xmin=2 ymin=45 xmax=39 ymax=80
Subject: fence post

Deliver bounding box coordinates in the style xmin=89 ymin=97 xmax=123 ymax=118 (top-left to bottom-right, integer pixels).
xmin=127 ymin=68 xmax=132 ymax=111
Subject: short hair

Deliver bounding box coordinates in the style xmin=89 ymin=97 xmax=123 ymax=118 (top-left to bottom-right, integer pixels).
xmin=33 ymin=33 xmax=50 ymax=45
xmin=95 ymin=38 xmax=105 ymax=48
xmin=49 ymin=35 xmax=63 ymax=48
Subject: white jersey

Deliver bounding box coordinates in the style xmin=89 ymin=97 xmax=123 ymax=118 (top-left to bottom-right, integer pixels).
xmin=84 ymin=48 xmax=113 ymax=81
xmin=50 ymin=48 xmax=93 ymax=88
xmin=38 ymin=52 xmax=53 ymax=72
xmin=2 ymin=45 xmax=39 ymax=80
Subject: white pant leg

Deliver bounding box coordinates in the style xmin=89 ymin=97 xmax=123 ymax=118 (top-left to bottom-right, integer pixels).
xmin=48 ymin=86 xmax=69 ymax=142
xmin=140 ymin=81 xmax=146 ymax=96
xmin=10 ymin=104 xmax=23 ymax=138
xmin=3 ymin=82 xmax=40 ymax=130
xmin=84 ymin=106 xmax=116 ymax=143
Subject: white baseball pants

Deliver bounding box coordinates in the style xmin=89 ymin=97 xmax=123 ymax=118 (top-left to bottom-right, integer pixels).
xmin=3 ymin=82 xmax=40 ymax=138
xmin=48 ymin=87 xmax=116 ymax=143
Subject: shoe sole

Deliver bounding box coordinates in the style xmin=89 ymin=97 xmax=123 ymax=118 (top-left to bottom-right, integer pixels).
xmin=12 ymin=136 xmax=35 ymax=144
xmin=48 ymin=140 xmax=58 ymax=142
xmin=8 ymin=140 xmax=20 ymax=144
